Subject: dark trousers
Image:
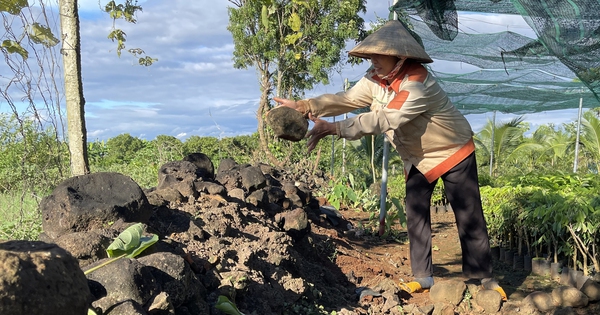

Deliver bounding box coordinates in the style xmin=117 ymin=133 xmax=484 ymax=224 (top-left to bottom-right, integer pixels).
xmin=405 ymin=152 xmax=492 ymax=279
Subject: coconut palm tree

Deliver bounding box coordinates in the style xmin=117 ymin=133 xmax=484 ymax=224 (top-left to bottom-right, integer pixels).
xmin=580 ymin=110 xmax=600 ymax=172
xmin=474 ymin=116 xmax=527 ymax=176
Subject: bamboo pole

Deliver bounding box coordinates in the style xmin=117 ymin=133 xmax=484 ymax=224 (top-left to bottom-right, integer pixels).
xmin=573 ymin=97 xmax=583 ymax=172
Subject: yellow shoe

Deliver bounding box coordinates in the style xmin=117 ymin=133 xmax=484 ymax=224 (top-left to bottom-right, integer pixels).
xmin=399 ymin=281 xmax=429 ymax=293
xmin=481 ymin=278 xmax=508 ymax=301
xmin=494 ymin=286 xmax=508 ymax=301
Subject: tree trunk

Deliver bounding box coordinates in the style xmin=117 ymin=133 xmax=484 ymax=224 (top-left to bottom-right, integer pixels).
xmin=59 ymin=0 xmax=89 ymax=175
xmin=256 ymin=68 xmax=280 ymax=166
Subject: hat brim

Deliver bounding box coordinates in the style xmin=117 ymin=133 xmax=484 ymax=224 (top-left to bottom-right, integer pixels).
xmin=349 ymin=20 xmax=433 ymax=64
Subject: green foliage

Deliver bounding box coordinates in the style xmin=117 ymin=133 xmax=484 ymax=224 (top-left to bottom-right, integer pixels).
xmin=0 ymin=191 xmax=41 ymax=240
xmin=216 ymin=295 xmax=245 ymax=315
xmin=381 ymin=196 xmax=406 ymax=235
xmin=218 ymin=134 xmax=260 ymax=165
xmin=327 ymin=180 xmax=356 ymax=211
xmin=0 ymin=114 xmax=68 ymax=193
xmin=153 ymin=135 xmax=184 ymax=163
xmin=1 ymin=39 xmax=28 ymax=59
xmin=0 ymin=0 xmax=28 ymax=15
xmin=0 ymin=114 xmax=67 ymax=241
xmin=29 ymin=22 xmax=59 ymax=47
xmin=84 ymin=223 xmax=158 ymax=279
xmin=105 ymin=133 xmax=146 ymax=165
xmin=480 ymin=172 xmax=600 ymax=271
xmin=323 ymin=173 xmax=360 ymax=210
xmin=183 ymin=135 xmax=221 ymax=159
xmin=430 ymin=181 xmax=446 ymax=206
xmin=581 ymin=110 xmax=600 ymax=171
xmin=104 ymin=0 xmax=156 ymax=65
xmin=105 ymin=0 xmax=141 ymax=22
xmin=230 ymin=0 xmax=367 ymax=90
xmin=88 ymin=140 xmax=108 ymax=166
xmin=107 ymin=29 xmax=127 ymax=57
xmin=474 ymin=116 xmax=527 ymax=176
xmin=228 ymin=0 xmax=366 ymax=159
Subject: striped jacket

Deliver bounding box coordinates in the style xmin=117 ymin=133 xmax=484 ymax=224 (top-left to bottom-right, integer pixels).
xmin=298 ymin=60 xmax=474 ymax=183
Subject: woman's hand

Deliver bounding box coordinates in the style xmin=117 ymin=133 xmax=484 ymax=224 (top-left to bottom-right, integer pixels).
xmin=306 ymin=113 xmax=337 ymax=153
xmin=273 ymin=97 xmax=300 ymax=111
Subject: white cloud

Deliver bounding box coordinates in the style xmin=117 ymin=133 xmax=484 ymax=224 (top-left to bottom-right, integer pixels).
xmin=182 ymin=62 xmax=222 ymax=73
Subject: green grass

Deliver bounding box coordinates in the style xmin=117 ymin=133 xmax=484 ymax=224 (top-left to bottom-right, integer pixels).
xmin=0 ymin=191 xmax=42 ymax=240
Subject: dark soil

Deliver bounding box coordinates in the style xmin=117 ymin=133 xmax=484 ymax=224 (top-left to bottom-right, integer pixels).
xmin=175 ymin=195 xmax=600 ymax=314
xmin=325 ymin=208 xmax=600 ymax=314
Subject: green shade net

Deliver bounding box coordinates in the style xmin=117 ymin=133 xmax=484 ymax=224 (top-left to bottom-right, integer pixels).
xmin=387 ymin=0 xmax=600 ymax=114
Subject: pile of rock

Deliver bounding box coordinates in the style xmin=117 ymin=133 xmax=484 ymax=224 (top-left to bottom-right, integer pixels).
xmin=0 ymin=153 xmax=346 ymax=315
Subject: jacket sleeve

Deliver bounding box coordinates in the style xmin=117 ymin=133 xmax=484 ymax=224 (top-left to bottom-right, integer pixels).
xmin=338 ymin=80 xmax=429 ymax=140
xmin=298 ymin=77 xmax=374 ymax=118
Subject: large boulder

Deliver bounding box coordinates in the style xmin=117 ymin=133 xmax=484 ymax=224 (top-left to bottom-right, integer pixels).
xmin=40 ymin=172 xmax=153 ymax=240
xmin=429 ymin=279 xmax=467 ymax=306
xmin=86 ymin=257 xmax=159 ymax=313
xmin=0 ymin=240 xmax=92 ymax=315
xmin=182 ymin=152 xmax=214 ymax=180
xmin=138 ymin=252 xmax=209 ymax=311
xmin=240 ymin=166 xmax=267 ymax=193
xmin=53 ymin=230 xmax=112 ymax=268
xmin=157 ymin=161 xmax=199 ymax=199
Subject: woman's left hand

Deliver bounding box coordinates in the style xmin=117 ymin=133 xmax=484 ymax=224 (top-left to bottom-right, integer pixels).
xmin=306 ymin=113 xmax=337 ymax=153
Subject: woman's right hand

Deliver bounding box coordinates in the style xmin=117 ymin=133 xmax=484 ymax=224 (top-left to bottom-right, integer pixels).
xmin=273 ymin=97 xmax=299 ymax=111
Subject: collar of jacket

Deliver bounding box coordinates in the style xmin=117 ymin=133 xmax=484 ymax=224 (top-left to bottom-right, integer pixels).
xmin=369 ymin=60 xmax=423 ymax=93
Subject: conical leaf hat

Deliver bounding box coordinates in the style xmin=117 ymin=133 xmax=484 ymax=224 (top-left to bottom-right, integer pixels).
xmin=349 ymin=20 xmax=433 ymax=63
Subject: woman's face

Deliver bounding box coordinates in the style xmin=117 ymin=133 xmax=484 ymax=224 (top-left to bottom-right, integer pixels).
xmin=370 ymin=54 xmax=399 ymax=77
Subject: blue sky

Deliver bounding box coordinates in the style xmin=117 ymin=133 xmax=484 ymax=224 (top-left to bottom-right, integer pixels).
xmin=0 ymin=0 xmax=584 ymax=141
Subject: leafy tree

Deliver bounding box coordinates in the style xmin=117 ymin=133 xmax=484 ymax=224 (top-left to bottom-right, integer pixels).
xmin=152 ymin=135 xmax=184 ymax=164
xmin=106 ymin=133 xmax=145 ymax=164
xmin=183 ymin=135 xmax=221 ymax=161
xmin=474 ymin=116 xmax=527 ymax=176
xmin=0 ymin=114 xmax=68 ymax=193
xmin=530 ymin=125 xmax=574 ymax=171
xmin=88 ymin=140 xmax=108 ymax=166
xmin=580 ymin=110 xmax=600 ymax=172
xmin=227 ymin=0 xmax=367 ymax=164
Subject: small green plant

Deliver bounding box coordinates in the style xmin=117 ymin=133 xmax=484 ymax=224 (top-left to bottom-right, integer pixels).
xmin=325 ymin=177 xmax=357 ymax=210
xmin=361 ymin=196 xmax=407 ymax=238
xmin=216 ymin=295 xmax=245 ymax=315
xmin=84 ymin=223 xmax=158 ymax=275
xmin=463 ymin=288 xmax=472 ymax=310
xmin=328 ymin=247 xmax=339 ymax=263
xmin=353 ymin=188 xmax=379 ymax=212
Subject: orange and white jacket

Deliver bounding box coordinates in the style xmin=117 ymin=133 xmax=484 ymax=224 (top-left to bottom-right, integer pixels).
xmin=298 ymin=60 xmax=475 ymax=183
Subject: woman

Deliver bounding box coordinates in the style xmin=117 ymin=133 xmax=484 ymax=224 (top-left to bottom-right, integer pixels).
xmin=274 ymin=20 xmax=506 ymax=300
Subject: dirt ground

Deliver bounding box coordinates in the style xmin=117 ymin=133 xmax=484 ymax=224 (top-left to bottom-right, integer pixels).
xmin=312 ymin=207 xmax=600 ymax=314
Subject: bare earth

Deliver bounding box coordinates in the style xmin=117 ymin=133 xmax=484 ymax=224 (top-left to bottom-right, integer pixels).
xmin=316 ymin=207 xmax=600 ymax=314
xmin=173 ymin=190 xmax=599 ymax=314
